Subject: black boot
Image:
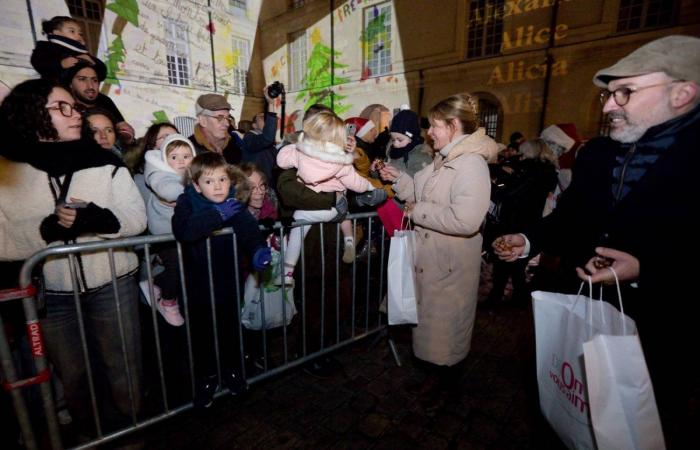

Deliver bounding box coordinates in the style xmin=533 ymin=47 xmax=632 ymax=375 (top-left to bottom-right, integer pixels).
xmin=193 ymin=375 xmax=218 ymax=410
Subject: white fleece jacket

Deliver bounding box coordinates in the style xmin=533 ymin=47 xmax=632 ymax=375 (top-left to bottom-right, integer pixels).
xmin=0 ymin=158 xmax=146 ymax=293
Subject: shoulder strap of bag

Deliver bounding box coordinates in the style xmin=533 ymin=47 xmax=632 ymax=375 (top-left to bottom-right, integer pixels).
xmin=55 ymin=172 xmax=74 ymax=205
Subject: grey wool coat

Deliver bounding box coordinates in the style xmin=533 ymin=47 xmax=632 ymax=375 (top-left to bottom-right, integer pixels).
xmin=393 ymin=129 xmax=498 ymax=366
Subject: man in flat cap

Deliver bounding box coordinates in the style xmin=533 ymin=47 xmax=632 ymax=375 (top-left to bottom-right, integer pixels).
xmin=190 ymin=93 xmax=243 ymax=165
xmin=494 ymin=35 xmax=700 ymax=446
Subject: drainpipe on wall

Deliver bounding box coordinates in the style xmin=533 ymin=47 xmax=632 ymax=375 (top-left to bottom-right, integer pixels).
xmin=208 ymin=0 xmax=217 ymax=91
xmin=538 ymin=0 xmax=560 ymax=133
xmin=330 ymin=0 xmax=335 ymax=111
xmin=26 ymin=0 xmax=37 ymax=44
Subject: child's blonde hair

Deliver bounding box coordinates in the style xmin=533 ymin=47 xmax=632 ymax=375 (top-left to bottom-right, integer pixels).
xmin=302 ymin=110 xmax=346 ymax=149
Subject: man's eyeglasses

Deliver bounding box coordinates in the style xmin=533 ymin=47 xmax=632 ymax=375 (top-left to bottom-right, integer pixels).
xmin=204 ymin=113 xmax=233 ymax=124
xmin=46 ymin=101 xmax=85 ymax=117
xmin=599 ymin=80 xmax=681 ymax=106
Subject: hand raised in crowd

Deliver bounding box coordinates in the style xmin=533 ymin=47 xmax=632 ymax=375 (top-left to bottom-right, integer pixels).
xmin=345 ymin=135 xmax=356 ymax=154
xmin=60 ymin=56 xmax=80 ymax=69
xmin=376 ymin=162 xmax=400 ymax=182
xmin=55 ymin=197 xmax=85 ymax=228
xmin=576 ymin=247 xmax=640 ymax=284
xmin=492 ymin=234 xmax=526 ymax=262
xmin=76 ymin=54 xmax=96 ymax=65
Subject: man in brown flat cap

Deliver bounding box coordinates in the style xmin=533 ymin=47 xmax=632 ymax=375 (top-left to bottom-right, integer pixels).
xmin=189 ymin=93 xmax=243 ymax=165
xmin=494 ymin=35 xmax=700 ymax=447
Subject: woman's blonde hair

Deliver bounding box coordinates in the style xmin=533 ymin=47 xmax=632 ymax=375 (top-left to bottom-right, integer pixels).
xmin=428 ymin=93 xmax=480 ymax=135
xmin=302 ymin=110 xmax=346 ymax=149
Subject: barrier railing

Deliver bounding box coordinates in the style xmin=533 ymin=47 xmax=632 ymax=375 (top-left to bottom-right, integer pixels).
xmin=0 ymin=212 xmax=399 ymax=449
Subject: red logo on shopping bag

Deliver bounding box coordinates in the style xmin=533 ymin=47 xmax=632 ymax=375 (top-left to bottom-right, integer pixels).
xmin=549 ymin=355 xmax=588 ymax=414
xmin=26 ymin=321 xmax=44 ymax=357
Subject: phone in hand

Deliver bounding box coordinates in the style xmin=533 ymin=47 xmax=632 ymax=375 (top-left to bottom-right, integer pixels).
xmin=64 ymin=202 xmax=88 ymax=209
xmin=346 ymin=123 xmax=356 ymax=136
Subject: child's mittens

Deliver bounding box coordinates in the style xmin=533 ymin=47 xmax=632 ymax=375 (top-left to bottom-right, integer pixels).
xmin=252 ymin=246 xmax=272 ymax=272
xmin=214 ymin=198 xmax=243 ymax=221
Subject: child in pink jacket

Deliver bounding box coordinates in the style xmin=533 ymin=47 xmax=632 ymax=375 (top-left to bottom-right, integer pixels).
xmin=276 ymin=111 xmax=375 ymax=284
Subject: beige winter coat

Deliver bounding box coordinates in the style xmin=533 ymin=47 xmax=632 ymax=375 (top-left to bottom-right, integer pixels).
xmin=393 ymin=128 xmax=498 ymax=366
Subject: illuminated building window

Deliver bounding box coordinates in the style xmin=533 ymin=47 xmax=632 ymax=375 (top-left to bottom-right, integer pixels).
xmin=467 ymin=0 xmax=504 ymax=59
xmin=164 ymin=19 xmax=191 ymax=87
xmin=289 ymin=30 xmax=307 ymax=91
xmin=617 ymin=0 xmax=676 ymax=32
xmin=232 ymin=37 xmax=250 ymax=94
xmin=478 ymin=98 xmax=499 ymax=139
xmin=230 ymin=0 xmax=247 ymax=15
xmin=363 ymin=3 xmax=392 ymax=77
xmin=65 ymin=0 xmax=104 ymax=55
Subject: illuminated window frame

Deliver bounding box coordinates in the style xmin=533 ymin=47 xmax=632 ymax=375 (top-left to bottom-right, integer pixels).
xmin=231 ymin=36 xmax=250 ymax=95
xmin=289 ymin=30 xmax=307 ymax=91
xmin=230 ymin=0 xmax=247 ymax=15
xmin=617 ymin=0 xmax=676 ymax=32
xmin=164 ymin=19 xmax=191 ymax=87
xmin=65 ymin=0 xmax=104 ymax=55
xmin=363 ymin=3 xmax=392 ymax=77
xmin=467 ymin=0 xmax=504 ymax=59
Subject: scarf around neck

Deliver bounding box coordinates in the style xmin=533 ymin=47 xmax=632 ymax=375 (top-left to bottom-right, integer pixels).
xmin=0 ymin=138 xmax=124 ymax=177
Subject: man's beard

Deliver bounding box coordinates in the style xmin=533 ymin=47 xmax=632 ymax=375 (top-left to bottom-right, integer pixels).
xmin=608 ymin=111 xmax=647 ymax=143
xmin=608 ymin=99 xmax=673 ymax=144
xmin=73 ymin=89 xmax=97 ymax=106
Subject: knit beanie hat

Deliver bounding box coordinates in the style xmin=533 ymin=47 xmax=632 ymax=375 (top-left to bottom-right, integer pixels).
xmin=388 ymin=110 xmax=424 ymax=161
xmin=345 ymin=117 xmax=375 ymax=139
xmin=389 ymin=110 xmax=421 ymax=141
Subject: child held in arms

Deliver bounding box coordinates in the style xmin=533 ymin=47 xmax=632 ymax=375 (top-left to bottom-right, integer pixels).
xmin=30 ymin=16 xmax=107 ymax=82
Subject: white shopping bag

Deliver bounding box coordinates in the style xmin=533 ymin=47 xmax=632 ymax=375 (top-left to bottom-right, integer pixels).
xmin=387 ymin=229 xmax=418 ymax=325
xmin=582 ymin=271 xmax=665 ymax=450
xmin=533 ymin=279 xmax=637 ymax=450
xmin=241 ymin=248 xmax=296 ymax=330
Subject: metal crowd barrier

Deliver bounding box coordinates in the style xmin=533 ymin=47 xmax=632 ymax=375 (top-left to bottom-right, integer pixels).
xmin=0 ymin=212 xmax=399 ymax=449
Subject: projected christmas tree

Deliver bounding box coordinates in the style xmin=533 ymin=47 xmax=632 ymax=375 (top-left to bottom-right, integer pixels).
xmin=102 ymin=0 xmax=139 ymax=94
xmin=296 ymin=28 xmax=351 ymax=114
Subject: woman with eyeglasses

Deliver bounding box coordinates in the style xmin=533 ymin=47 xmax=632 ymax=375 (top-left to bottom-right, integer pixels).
xmin=240 ymin=162 xmax=279 ymax=224
xmin=0 ymin=79 xmax=146 ymax=436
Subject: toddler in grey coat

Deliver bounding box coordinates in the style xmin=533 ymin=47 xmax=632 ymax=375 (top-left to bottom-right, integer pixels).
xmin=143 ymin=133 xmax=195 ymax=325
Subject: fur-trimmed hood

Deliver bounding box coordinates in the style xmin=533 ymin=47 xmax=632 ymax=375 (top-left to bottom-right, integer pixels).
xmin=296 ymin=132 xmax=354 ymax=164
xmin=144 ymin=133 xmax=196 ymax=176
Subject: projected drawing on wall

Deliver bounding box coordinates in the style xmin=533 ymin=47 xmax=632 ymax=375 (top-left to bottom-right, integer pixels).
xmin=297 ymin=28 xmax=351 ymax=114
xmin=102 ymin=0 xmax=140 ymax=94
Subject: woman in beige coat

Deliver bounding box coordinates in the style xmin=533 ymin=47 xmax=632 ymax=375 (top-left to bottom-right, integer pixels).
xmin=379 ymin=93 xmax=498 ymax=392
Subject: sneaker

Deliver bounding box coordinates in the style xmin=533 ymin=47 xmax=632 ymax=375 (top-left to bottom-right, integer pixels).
xmin=193 ymin=375 xmax=218 ymax=410
xmin=273 ymin=271 xmax=295 ymax=287
xmin=222 ymin=370 xmax=248 ymax=396
xmin=342 ymin=240 xmax=355 ymax=264
xmin=57 ymin=408 xmax=73 ymax=425
xmin=157 ymin=298 xmax=185 ymax=326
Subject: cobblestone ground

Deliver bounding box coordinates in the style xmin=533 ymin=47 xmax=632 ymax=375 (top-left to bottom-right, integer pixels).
xmin=114 ymin=261 xmax=566 ymax=449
